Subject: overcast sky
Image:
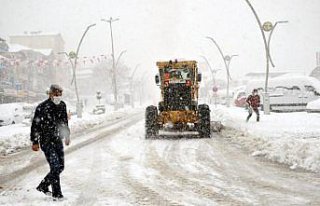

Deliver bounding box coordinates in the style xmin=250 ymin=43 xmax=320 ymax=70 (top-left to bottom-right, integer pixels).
xmin=1 ymin=0 xmax=320 ymax=80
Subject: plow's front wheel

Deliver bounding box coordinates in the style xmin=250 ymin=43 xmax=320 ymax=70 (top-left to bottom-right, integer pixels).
xmin=198 ymin=104 xmax=211 ymax=138
xmin=145 ymin=105 xmax=159 ymax=139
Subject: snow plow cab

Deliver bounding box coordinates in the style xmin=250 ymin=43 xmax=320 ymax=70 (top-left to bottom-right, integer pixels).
xmin=145 ymin=60 xmax=211 ymax=138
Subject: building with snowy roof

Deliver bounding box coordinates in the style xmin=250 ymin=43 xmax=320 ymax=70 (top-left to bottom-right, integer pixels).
xmin=9 ymin=32 xmax=64 ymax=56
xmin=0 ymin=40 xmax=71 ymax=103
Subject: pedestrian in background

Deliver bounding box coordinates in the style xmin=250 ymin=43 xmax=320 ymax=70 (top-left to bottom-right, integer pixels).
xmin=246 ymin=88 xmax=261 ymax=122
xmin=30 ymin=84 xmax=70 ymax=200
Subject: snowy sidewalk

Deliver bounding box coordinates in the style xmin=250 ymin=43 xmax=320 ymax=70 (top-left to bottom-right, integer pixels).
xmin=211 ymin=105 xmax=320 ymax=173
xmin=0 ymin=107 xmax=139 ymax=156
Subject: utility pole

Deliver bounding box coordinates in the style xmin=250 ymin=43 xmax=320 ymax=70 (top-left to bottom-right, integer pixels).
xmin=200 ymin=55 xmax=216 ymax=85
xmin=206 ymin=36 xmax=238 ymax=107
xmin=200 ymin=55 xmax=222 ymax=83
xmin=102 ymin=17 xmax=119 ymax=111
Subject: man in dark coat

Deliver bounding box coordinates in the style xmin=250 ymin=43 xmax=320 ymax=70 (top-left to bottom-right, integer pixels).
xmin=246 ymin=88 xmax=261 ymax=122
xmin=30 ymin=84 xmax=70 ymax=200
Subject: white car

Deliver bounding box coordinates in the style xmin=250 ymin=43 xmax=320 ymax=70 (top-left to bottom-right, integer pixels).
xmin=0 ymin=103 xmax=25 ymax=126
xmin=93 ymin=104 xmax=106 ymax=115
xmin=306 ymin=98 xmax=320 ymax=113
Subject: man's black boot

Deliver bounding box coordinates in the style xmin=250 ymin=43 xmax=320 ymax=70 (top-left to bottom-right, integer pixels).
xmin=53 ymin=193 xmax=64 ymax=201
xmin=36 ymin=184 xmax=52 ymax=196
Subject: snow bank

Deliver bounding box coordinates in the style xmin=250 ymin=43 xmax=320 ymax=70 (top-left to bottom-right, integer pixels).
xmin=0 ymin=107 xmax=136 ymax=156
xmin=0 ymin=124 xmax=30 ymax=154
xmin=211 ymin=105 xmax=320 ymax=173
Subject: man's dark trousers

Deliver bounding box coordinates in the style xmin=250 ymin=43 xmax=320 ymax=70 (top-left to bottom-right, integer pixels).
xmin=246 ymin=107 xmax=260 ymax=122
xmin=39 ymin=139 xmax=64 ymax=196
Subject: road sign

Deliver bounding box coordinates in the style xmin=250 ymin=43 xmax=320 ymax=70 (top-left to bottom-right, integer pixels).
xmin=262 ymin=21 xmax=273 ymax=32
xmin=96 ymin=92 xmax=102 ymax=99
xmin=96 ymin=91 xmax=102 ymax=100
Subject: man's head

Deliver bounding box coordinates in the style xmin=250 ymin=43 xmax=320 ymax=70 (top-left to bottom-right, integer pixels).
xmin=49 ymin=84 xmax=63 ymax=105
xmin=252 ymin=89 xmax=258 ymax=95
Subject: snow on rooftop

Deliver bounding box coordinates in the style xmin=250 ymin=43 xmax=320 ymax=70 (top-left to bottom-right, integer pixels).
xmin=32 ymin=48 xmax=52 ymax=56
xmin=7 ymin=43 xmax=52 ymax=56
xmin=246 ymin=74 xmax=320 ymax=92
xmin=10 ymin=32 xmax=61 ymax=37
xmin=7 ymin=43 xmax=30 ymax=52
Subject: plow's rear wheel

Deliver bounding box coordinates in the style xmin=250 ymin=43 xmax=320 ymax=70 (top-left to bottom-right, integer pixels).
xmin=198 ymin=104 xmax=211 ymax=138
xmin=145 ymin=105 xmax=159 ymax=139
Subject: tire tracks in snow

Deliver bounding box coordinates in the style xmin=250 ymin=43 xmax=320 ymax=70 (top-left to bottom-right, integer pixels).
xmin=70 ymin=137 xmax=104 ymax=205
xmin=167 ymin=140 xmax=257 ymax=205
xmin=105 ymin=142 xmax=182 ymax=206
xmin=67 ymin=118 xmax=181 ymax=206
xmin=144 ymin=140 xmax=246 ymax=205
xmin=195 ymin=138 xmax=262 ymax=204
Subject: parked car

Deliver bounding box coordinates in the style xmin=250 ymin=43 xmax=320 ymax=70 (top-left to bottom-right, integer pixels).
xmin=306 ymin=98 xmax=320 ymax=113
xmin=234 ymin=91 xmax=247 ymax=107
xmin=22 ymin=104 xmax=37 ymax=119
xmin=245 ymin=75 xmax=320 ymax=112
xmin=93 ymin=104 xmax=106 ymax=115
xmin=0 ymin=103 xmax=25 ymax=126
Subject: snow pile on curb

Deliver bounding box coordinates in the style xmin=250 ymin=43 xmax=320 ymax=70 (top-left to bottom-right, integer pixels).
xmin=211 ymin=105 xmax=320 ymax=173
xmin=0 ymin=124 xmax=30 ymax=155
xmin=0 ymin=107 xmax=137 ymax=156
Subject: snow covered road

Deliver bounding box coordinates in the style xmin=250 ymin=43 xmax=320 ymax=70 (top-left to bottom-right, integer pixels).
xmin=1 ymin=117 xmax=320 ymax=205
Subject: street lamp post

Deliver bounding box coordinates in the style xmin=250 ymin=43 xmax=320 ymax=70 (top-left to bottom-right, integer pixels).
xmin=57 ymin=23 xmax=96 ymax=118
xmin=101 ymin=17 xmax=119 ymax=111
xmin=206 ymin=36 xmax=238 ymax=107
xmin=200 ymin=55 xmax=222 ymax=105
xmin=224 ymin=54 xmax=238 ymax=107
xmin=115 ymin=50 xmax=127 ymax=68
xmin=263 ymin=21 xmax=288 ymax=115
xmin=200 ymin=55 xmax=218 ymax=85
xmin=267 ymin=21 xmax=289 ymax=68
xmin=243 ymin=0 xmax=288 ymax=114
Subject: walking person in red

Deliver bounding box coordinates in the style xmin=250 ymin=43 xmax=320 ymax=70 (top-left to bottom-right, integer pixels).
xmin=246 ymin=89 xmax=261 ymax=122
